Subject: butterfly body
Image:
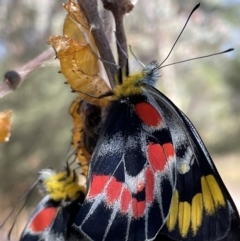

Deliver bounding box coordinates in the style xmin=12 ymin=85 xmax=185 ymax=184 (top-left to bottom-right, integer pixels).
xmin=74 ymin=62 xmax=240 ymax=241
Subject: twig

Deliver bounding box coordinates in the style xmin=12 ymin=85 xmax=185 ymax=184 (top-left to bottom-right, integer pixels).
xmin=102 ymin=0 xmax=134 ymax=77
xmin=77 ymin=0 xmax=118 ymax=89
xmin=0 ymin=48 xmax=55 ymax=98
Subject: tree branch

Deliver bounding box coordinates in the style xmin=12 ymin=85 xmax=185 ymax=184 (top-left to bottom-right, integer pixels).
xmin=77 ymin=0 xmax=118 ymax=89
xmin=0 ymin=48 xmax=55 ymax=98
xmin=102 ymin=0 xmax=134 ymax=77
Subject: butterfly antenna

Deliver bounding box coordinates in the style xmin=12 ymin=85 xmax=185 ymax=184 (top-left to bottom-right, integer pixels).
xmin=76 ymin=88 xmax=114 ymax=99
xmin=160 ymin=48 xmax=234 ymax=68
xmin=65 ymin=148 xmax=79 ymax=167
xmin=68 ymin=144 xmax=87 ymax=169
xmin=72 ymin=158 xmax=88 ymax=184
xmin=67 ymin=152 xmax=84 ymax=181
xmin=85 ymin=34 xmax=120 ymax=69
xmin=61 ymin=140 xmax=74 ymax=167
xmin=7 ymin=187 xmax=35 ymax=241
xmin=158 ymin=3 xmax=200 ymax=68
xmin=116 ymin=36 xmax=129 ymax=60
xmin=73 ymin=165 xmax=82 ymax=182
xmin=129 ymin=45 xmax=145 ymax=68
xmin=0 ymin=180 xmax=39 ymax=229
xmin=66 ymin=158 xmax=71 ymax=176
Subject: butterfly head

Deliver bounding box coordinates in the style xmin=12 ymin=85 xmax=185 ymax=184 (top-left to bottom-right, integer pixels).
xmin=142 ymin=60 xmax=161 ymax=87
xmin=38 ymin=168 xmax=56 ymax=183
xmin=113 ymin=60 xmax=161 ymax=99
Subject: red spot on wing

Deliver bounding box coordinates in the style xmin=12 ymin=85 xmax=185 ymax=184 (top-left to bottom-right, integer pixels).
xmin=163 ymin=143 xmax=175 ymax=158
xmin=120 ymin=187 xmax=132 ymax=213
xmin=134 ymin=102 xmax=162 ymax=127
xmin=147 ymin=143 xmax=167 ymax=172
xmin=30 ymin=207 xmax=58 ymax=232
xmin=132 ymin=198 xmax=146 ymax=218
xmin=88 ymin=175 xmax=109 ymax=198
xmin=145 ymin=167 xmax=154 ymax=203
xmin=106 ymin=177 xmax=123 ymax=204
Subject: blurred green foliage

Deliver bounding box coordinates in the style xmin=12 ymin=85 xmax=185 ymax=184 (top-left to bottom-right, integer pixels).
xmin=0 ymin=0 xmax=240 ymax=238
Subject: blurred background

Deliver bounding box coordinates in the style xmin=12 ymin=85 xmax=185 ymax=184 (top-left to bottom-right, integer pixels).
xmin=0 ymin=0 xmax=239 ymax=239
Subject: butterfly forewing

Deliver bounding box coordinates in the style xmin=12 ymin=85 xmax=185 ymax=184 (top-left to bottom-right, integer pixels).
xmin=74 ymin=62 xmax=240 ymax=241
xmin=75 ymin=93 xmax=178 ymax=241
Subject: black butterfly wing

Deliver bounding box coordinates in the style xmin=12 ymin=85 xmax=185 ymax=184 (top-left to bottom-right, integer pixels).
xmin=20 ymin=196 xmax=58 ymax=241
xmin=74 ymin=82 xmax=240 ymax=241
xmin=49 ymin=198 xmax=87 ymax=241
xmin=180 ymin=111 xmax=240 ymax=241
xmin=145 ymin=84 xmax=240 ymax=241
xmin=20 ymin=196 xmax=87 ymax=241
xmin=75 ymin=95 xmax=178 ymax=241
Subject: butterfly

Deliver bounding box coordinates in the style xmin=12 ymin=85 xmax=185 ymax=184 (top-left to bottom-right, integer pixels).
xmin=20 ymin=161 xmax=87 ymax=241
xmin=73 ymin=61 xmax=240 ymax=241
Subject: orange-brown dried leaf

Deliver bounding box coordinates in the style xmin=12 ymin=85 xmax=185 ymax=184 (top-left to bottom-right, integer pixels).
xmin=0 ymin=110 xmax=12 ymax=142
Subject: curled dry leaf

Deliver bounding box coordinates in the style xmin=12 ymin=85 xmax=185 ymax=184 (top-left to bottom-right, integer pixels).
xmin=48 ymin=0 xmax=111 ymax=107
xmin=69 ymin=97 xmax=101 ymax=176
xmin=0 ymin=110 xmax=12 ymax=142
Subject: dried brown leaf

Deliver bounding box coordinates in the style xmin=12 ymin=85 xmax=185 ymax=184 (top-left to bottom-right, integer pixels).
xmin=0 ymin=110 xmax=12 ymax=142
